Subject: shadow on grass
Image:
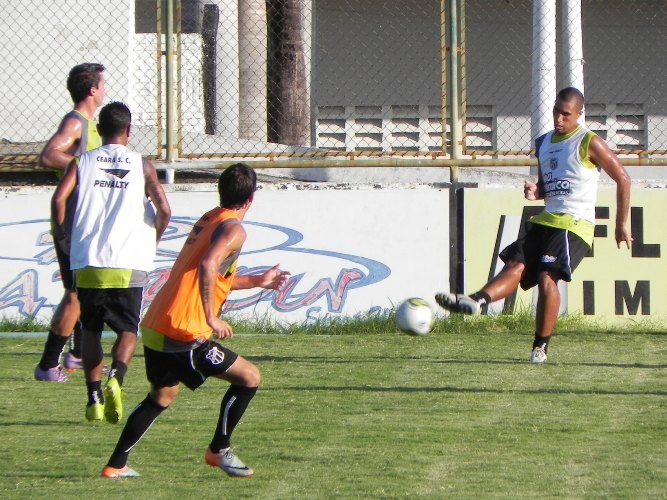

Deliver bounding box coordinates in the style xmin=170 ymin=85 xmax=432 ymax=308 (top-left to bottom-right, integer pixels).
xmin=2 ymin=353 xmax=663 ymax=371
xmin=276 ymin=385 xmax=667 ymax=397
xmin=246 ymin=355 xmax=667 ymax=370
xmin=0 ymin=420 xmax=78 ymax=427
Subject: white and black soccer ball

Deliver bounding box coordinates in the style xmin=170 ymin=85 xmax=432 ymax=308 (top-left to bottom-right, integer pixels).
xmin=395 ymin=298 xmax=434 ymax=336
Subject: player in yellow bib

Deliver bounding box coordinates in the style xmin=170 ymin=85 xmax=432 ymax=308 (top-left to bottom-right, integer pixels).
xmin=101 ymin=163 xmax=290 ymax=478
xmin=436 ymin=87 xmax=632 ymax=363
xmin=35 ymin=63 xmax=106 ymax=382
xmin=53 ymin=102 xmax=171 ymax=424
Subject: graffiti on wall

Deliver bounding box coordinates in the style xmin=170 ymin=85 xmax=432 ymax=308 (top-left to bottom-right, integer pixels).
xmin=0 ymin=216 xmax=391 ymax=324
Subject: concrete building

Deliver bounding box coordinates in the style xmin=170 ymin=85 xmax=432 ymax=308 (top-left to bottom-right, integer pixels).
xmin=1 ymin=0 xmax=665 ymax=175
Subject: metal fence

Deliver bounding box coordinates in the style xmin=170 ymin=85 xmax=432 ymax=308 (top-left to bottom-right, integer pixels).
xmin=1 ymin=0 xmax=666 ymax=172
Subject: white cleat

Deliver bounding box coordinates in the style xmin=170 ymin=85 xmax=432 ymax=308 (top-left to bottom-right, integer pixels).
xmin=530 ymin=346 xmax=548 ymax=364
xmin=205 ymin=447 xmax=254 ymax=478
xmin=435 ymin=292 xmax=481 ymax=315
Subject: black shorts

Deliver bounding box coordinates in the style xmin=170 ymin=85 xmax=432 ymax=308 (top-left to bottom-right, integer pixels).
xmin=77 ymin=287 xmax=143 ymax=334
xmin=144 ymin=340 xmax=239 ymax=390
xmin=499 ymin=222 xmax=591 ymax=290
xmin=53 ymin=235 xmax=75 ymax=291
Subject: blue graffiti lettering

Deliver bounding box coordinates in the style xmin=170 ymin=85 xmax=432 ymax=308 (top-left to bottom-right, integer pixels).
xmin=0 ymin=269 xmax=47 ymax=318
xmin=223 ymin=268 xmax=365 ymax=313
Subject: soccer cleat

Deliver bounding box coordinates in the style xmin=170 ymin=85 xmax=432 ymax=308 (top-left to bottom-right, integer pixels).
xmin=104 ymin=377 xmax=123 ymax=424
xmin=86 ymin=402 xmax=105 ymax=422
xmin=64 ymin=353 xmax=109 ymax=373
xmin=101 ymin=465 xmax=140 ymax=478
xmin=530 ymin=346 xmax=548 ymax=364
xmin=205 ymin=447 xmax=254 ymax=478
xmin=63 ymin=352 xmax=84 ymax=372
xmin=34 ymin=365 xmax=69 ymax=382
xmin=434 ymin=292 xmax=481 ymax=315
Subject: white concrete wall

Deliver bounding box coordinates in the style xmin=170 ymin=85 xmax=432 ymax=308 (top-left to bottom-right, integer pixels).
xmin=2 ymin=182 xmax=664 ymax=326
xmin=0 ymin=184 xmax=449 ymax=326
xmin=0 ymin=0 xmax=132 ymax=142
xmin=313 ymin=0 xmax=440 ymax=107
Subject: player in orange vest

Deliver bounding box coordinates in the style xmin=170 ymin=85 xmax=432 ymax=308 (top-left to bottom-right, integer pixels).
xmin=101 ymin=163 xmax=290 ymax=478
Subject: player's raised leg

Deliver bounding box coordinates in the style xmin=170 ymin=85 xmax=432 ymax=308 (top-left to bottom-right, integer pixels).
xmin=205 ymin=355 xmax=260 ymax=478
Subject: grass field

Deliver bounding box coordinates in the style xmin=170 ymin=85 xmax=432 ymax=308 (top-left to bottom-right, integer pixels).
xmin=1 ymin=317 xmax=666 ymax=499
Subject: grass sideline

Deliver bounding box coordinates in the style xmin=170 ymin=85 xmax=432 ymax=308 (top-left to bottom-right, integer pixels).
xmin=1 ymin=307 xmax=666 ymax=336
xmin=1 ymin=312 xmax=666 ymax=498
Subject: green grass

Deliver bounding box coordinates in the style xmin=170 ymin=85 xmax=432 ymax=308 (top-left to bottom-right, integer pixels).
xmin=0 ymin=317 xmax=50 ymax=332
xmin=1 ymin=317 xmax=666 ymax=498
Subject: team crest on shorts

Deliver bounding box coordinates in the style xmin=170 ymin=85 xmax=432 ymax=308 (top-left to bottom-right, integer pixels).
xmin=206 ymin=346 xmax=225 ymax=365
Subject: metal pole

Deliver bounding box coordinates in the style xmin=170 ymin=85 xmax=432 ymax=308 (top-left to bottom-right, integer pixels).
xmin=156 ymin=0 xmax=164 ymax=161
xmin=164 ymin=0 xmax=176 ymax=183
xmin=439 ymin=0 xmax=449 ymax=168
xmin=448 ymin=0 xmax=462 ymax=163
xmin=133 ymin=156 xmax=667 ymax=170
xmin=458 ymin=0 xmax=467 ymax=155
xmin=563 ymin=0 xmax=585 ymax=123
xmin=531 ymin=0 xmax=557 ymax=177
xmin=446 ymin=0 xmax=465 ymax=295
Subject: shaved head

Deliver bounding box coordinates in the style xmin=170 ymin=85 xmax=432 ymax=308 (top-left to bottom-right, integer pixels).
xmin=557 ymin=87 xmax=585 ymax=111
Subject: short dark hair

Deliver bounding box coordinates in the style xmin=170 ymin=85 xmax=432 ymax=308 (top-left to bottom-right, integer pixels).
xmin=218 ymin=163 xmax=257 ymax=208
xmin=67 ymin=63 xmax=105 ymax=104
xmin=557 ymin=87 xmax=585 ymax=109
xmin=98 ymin=102 xmax=131 ymax=138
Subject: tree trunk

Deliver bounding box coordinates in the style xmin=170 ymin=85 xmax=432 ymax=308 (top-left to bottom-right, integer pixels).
xmin=267 ymin=0 xmax=310 ymax=146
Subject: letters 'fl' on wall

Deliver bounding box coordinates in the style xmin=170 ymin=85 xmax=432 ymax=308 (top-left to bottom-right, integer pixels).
xmin=463 ymin=188 xmax=664 ymax=324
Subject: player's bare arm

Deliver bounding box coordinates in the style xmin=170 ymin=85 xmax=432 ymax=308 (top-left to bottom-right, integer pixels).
xmin=525 ymin=158 xmax=544 ymax=201
xmin=231 ymin=264 xmax=290 ymax=291
xmin=588 ymin=135 xmax=633 ymax=249
xmin=39 ymin=117 xmax=83 ymax=170
xmin=143 ymin=158 xmax=172 ymax=241
xmin=50 ymin=159 xmax=79 ymax=236
xmin=199 ymin=223 xmax=247 ymax=339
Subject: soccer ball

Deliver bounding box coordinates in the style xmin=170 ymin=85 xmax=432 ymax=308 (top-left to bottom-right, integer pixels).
xmin=395 ymin=298 xmax=434 ymax=336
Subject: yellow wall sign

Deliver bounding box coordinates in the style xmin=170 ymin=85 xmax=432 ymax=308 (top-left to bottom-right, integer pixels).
xmin=463 ymin=187 xmax=663 ymax=324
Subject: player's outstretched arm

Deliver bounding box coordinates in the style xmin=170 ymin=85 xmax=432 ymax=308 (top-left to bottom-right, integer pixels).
xmin=588 ymin=136 xmax=633 ymax=249
xmin=231 ymin=264 xmax=291 ymax=291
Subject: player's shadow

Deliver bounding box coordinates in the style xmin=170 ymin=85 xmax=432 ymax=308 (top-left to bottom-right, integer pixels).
xmin=0 ymin=420 xmax=75 ymax=427
xmin=276 ymin=385 xmax=667 ymax=397
xmin=433 ymin=358 xmax=667 ymax=369
xmin=247 ymin=355 xmax=667 ymax=370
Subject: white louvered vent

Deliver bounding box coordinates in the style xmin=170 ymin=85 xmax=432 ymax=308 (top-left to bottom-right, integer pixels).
xmin=315 ymin=104 xmax=494 ymax=152
xmin=586 ymin=103 xmax=645 ymax=150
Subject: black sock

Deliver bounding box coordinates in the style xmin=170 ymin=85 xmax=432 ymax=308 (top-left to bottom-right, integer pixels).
xmin=107 ymin=395 xmax=167 ymax=469
xmin=86 ymin=380 xmax=104 ymax=406
xmin=38 ymin=331 xmax=69 ymax=370
xmin=469 ymin=291 xmax=491 ymax=306
xmin=469 ymin=291 xmax=491 ymax=314
xmin=69 ymin=322 xmax=82 ymax=358
xmin=108 ymin=361 xmax=128 ymax=386
xmin=210 ymin=385 xmax=258 ymax=452
xmin=533 ymin=334 xmax=551 ymax=353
